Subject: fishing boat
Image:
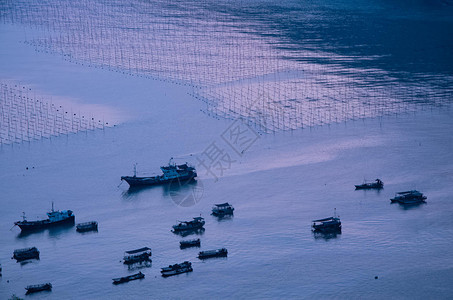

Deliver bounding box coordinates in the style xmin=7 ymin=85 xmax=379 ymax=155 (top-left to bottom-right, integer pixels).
xmin=312 ymin=210 xmax=341 ymax=233
xmin=121 ymin=159 xmax=197 ymax=187
xmin=211 ymin=203 xmax=234 ymax=216
xmin=112 ymin=272 xmax=145 ymax=285
xmin=12 ymin=247 xmax=40 ymax=261
xmin=25 ymin=283 xmax=52 ymax=294
xmin=123 ymin=247 xmax=152 ymax=264
xmin=172 ymin=217 xmax=205 ymax=232
xmin=198 ymin=248 xmax=228 ymax=259
xmin=180 ymin=239 xmax=201 ymax=249
xmin=14 ymin=202 xmax=74 ymax=232
xmin=161 ymin=261 xmax=193 ymax=277
xmin=390 ymin=190 xmax=427 ymax=204
xmin=355 ymin=179 xmax=384 ymax=190
xmin=76 ymin=221 xmax=98 ymax=232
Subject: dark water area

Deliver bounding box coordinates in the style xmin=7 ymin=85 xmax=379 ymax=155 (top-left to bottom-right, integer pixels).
xmin=1 ymin=0 xmax=453 ymax=299
xmin=229 ymin=0 xmax=453 ymax=75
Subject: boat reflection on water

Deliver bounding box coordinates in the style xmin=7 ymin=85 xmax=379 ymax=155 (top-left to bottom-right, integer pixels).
xmin=313 ymin=231 xmax=341 ymax=241
xmin=394 ymin=201 xmax=427 ymax=210
xmin=127 ymin=260 xmax=152 ymax=271
xmin=213 ymin=213 xmax=234 ymax=222
xmin=16 ymin=222 xmax=75 ymax=239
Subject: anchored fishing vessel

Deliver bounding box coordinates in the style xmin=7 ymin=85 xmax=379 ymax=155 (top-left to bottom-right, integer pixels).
xmin=123 ymin=247 xmax=152 ymax=264
xmin=211 ymin=203 xmax=234 ymax=216
xmin=76 ymin=221 xmax=98 ymax=232
xmin=14 ymin=203 xmax=74 ymax=232
xmin=180 ymin=239 xmax=201 ymax=249
xmin=25 ymin=283 xmax=52 ymax=294
xmin=390 ymin=190 xmax=427 ymax=204
xmin=312 ymin=210 xmax=342 ymax=233
xmin=198 ymin=248 xmax=228 ymax=259
xmin=121 ymin=159 xmax=197 ymax=187
xmin=161 ymin=261 xmax=193 ymax=277
xmin=172 ymin=217 xmax=205 ymax=232
xmin=112 ymin=272 xmax=144 ymax=285
xmin=12 ymin=247 xmax=40 ymax=261
xmin=355 ymin=179 xmax=384 ymax=190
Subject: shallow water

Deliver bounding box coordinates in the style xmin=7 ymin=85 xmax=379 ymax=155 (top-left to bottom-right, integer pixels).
xmin=1 ymin=0 xmax=453 ymax=299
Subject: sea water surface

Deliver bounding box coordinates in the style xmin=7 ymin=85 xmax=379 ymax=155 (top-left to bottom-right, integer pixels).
xmin=1 ymin=0 xmax=453 ymax=299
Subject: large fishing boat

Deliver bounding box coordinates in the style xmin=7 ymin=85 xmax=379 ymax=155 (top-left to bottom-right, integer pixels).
xmin=121 ymin=159 xmax=197 ymax=187
xmin=14 ymin=203 xmax=75 ymax=231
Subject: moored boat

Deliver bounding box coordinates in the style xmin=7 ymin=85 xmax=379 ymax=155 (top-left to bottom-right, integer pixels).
xmin=211 ymin=203 xmax=234 ymax=216
xmin=25 ymin=283 xmax=52 ymax=294
xmin=161 ymin=261 xmax=193 ymax=277
xmin=179 ymin=239 xmax=201 ymax=249
xmin=12 ymin=247 xmax=40 ymax=261
xmin=76 ymin=221 xmax=98 ymax=232
xmin=123 ymin=247 xmax=152 ymax=264
xmin=14 ymin=202 xmax=74 ymax=232
xmin=312 ymin=210 xmax=341 ymax=233
xmin=390 ymin=190 xmax=427 ymax=204
xmin=121 ymin=159 xmax=197 ymax=188
xmin=355 ymin=179 xmax=383 ymax=190
xmin=172 ymin=217 xmax=205 ymax=232
xmin=198 ymin=248 xmax=228 ymax=259
xmin=112 ymin=272 xmax=144 ymax=285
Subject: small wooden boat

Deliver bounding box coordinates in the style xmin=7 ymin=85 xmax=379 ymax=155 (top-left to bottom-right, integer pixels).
xmin=161 ymin=261 xmax=193 ymax=277
xmin=211 ymin=203 xmax=234 ymax=216
xmin=112 ymin=272 xmax=145 ymax=285
xmin=180 ymin=239 xmax=201 ymax=249
xmin=25 ymin=283 xmax=52 ymax=294
xmin=198 ymin=248 xmax=228 ymax=259
xmin=123 ymin=247 xmax=152 ymax=264
xmin=312 ymin=209 xmax=341 ymax=233
xmin=355 ymin=179 xmax=383 ymax=190
xmin=12 ymin=247 xmax=40 ymax=261
xmin=76 ymin=221 xmax=98 ymax=232
xmin=390 ymin=190 xmax=427 ymax=204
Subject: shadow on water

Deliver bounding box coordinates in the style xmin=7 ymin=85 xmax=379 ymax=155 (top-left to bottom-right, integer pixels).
xmin=212 ymin=214 xmax=234 ymax=222
xmin=393 ymin=202 xmax=427 ymax=210
xmin=18 ymin=259 xmax=40 ymax=266
xmin=312 ymin=230 xmax=342 ymax=241
xmin=121 ymin=179 xmax=202 ymax=206
xmin=172 ymin=228 xmax=205 ymax=237
xmin=76 ymin=229 xmax=98 ymax=236
xmin=163 ymin=179 xmax=204 ymax=208
xmin=126 ymin=261 xmax=152 ymax=271
xmin=121 ymin=185 xmax=158 ymax=199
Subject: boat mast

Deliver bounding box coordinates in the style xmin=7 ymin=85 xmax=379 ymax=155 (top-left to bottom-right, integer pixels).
xmin=52 ymin=201 xmax=54 ymax=212
xmin=133 ymin=163 xmax=137 ymax=177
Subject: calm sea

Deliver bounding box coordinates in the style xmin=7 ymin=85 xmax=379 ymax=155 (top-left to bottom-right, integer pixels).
xmin=0 ymin=0 xmax=452 ymax=299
